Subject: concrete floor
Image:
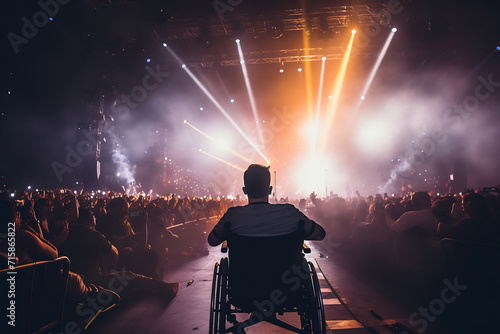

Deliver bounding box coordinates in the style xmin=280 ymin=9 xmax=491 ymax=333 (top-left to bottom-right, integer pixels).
xmin=78 ymin=240 xmax=456 ymax=334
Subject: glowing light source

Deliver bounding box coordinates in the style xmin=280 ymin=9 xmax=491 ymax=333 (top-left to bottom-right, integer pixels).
xmin=146 ymin=59 xmax=151 ymax=63
xmin=321 ymin=56 xmax=327 ymax=61
xmin=181 ymin=64 xmax=187 ymax=68
xmin=361 ymin=95 xmax=365 ymax=100
xmin=392 ymin=27 xmax=398 ymax=32
xmin=279 ymin=69 xmax=284 ymax=73
xmin=235 ymin=39 xmax=240 ymax=44
xmin=497 ymin=46 xmax=500 ymax=51
xmin=353 ymin=117 xmax=393 ymax=157
xmin=352 ymin=29 xmax=357 ymax=34
xmin=297 ymin=68 xmax=303 ymax=72
xmin=163 ymin=43 xmax=167 ymax=47
xmin=200 ymin=107 xmax=204 ymax=111
xmin=230 ymin=99 xmax=235 ymax=103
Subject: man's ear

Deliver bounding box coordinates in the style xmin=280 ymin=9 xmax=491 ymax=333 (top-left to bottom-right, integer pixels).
xmin=242 ymin=187 xmax=247 ymax=195
xmin=269 ymin=186 xmax=273 ymax=195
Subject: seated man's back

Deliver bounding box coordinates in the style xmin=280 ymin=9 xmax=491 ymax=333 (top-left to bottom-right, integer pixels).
xmin=208 ymin=164 xmax=326 ymax=310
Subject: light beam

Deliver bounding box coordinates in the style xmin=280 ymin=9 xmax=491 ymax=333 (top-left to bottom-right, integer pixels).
xmin=312 ymin=57 xmax=327 ymax=155
xmin=358 ymin=29 xmax=397 ymax=103
xmin=320 ymin=30 xmax=356 ymax=152
xmin=199 ymin=149 xmax=246 ymax=172
xmin=236 ymin=40 xmax=266 ymax=153
xmin=165 ymin=46 xmax=270 ymax=164
xmin=184 ymin=120 xmax=252 ymax=164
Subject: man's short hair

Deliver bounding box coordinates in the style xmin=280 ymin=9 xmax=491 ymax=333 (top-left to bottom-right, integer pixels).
xmin=412 ymin=191 xmax=431 ymax=210
xmin=244 ymin=164 xmax=271 ymax=198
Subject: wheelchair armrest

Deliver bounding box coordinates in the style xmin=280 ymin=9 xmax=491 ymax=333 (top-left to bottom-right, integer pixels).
xmin=302 ymin=243 xmax=311 ymax=254
xmin=221 ymin=241 xmax=228 ymax=253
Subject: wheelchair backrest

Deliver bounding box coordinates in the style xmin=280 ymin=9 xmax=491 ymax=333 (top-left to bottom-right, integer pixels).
xmin=226 ymin=230 xmax=306 ymax=307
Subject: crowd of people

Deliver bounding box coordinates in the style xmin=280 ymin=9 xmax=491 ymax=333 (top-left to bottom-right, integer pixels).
xmin=0 ymin=188 xmax=242 ymax=329
xmin=304 ymin=188 xmax=500 ymax=332
xmin=1 ymin=185 xmax=499 ymax=331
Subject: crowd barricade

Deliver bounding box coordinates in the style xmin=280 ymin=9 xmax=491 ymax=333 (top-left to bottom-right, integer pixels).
xmin=165 ymin=215 xmax=221 ymax=250
xmin=0 ymin=256 xmax=70 ymax=334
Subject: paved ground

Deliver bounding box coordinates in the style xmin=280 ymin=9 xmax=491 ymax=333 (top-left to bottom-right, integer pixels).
xmin=79 ymin=239 xmax=454 ymax=334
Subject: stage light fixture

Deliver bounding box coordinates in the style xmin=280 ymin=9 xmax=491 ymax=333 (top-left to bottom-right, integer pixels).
xmin=352 ymin=29 xmax=357 ymax=34
xmin=279 ymin=69 xmax=284 ymax=73
xmin=270 ymin=20 xmax=283 ymax=39
xmin=163 ymin=43 xmax=167 ymax=47
xmin=392 ymin=27 xmax=398 ymax=32
xmin=298 ymin=68 xmax=303 ymax=72
xmin=182 ymin=64 xmax=187 ymax=68
xmin=497 ymin=46 xmax=500 ymax=51
xmin=322 ymin=56 xmax=327 ymax=61
xmin=361 ymin=96 xmax=366 ymax=100
xmin=235 ymin=39 xmax=240 ymax=44
xmin=146 ymin=59 xmax=151 ymax=63
xmin=200 ymin=107 xmax=204 ymax=111
xmin=230 ymin=99 xmax=235 ymax=103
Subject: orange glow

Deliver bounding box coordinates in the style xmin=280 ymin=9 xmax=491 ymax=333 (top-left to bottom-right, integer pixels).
xmin=320 ymin=32 xmax=356 ymax=152
xmin=300 ymin=0 xmax=314 ymax=122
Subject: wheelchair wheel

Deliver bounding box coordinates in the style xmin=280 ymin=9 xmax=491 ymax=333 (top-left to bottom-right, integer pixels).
xmin=300 ymin=261 xmax=326 ymax=334
xmin=209 ymin=258 xmax=229 ymax=334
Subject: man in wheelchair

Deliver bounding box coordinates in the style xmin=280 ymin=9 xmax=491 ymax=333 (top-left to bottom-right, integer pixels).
xmin=208 ymin=164 xmax=326 ymax=333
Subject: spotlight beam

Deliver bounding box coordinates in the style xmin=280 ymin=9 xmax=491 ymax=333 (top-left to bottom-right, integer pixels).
xmin=321 ymin=30 xmax=356 ymax=152
xmin=166 ymin=46 xmax=270 ymax=164
xmin=359 ymin=29 xmax=396 ymax=102
xmin=199 ymin=149 xmax=245 ymax=172
xmin=300 ymin=0 xmax=314 ymax=121
xmin=236 ymin=40 xmax=266 ymax=154
xmin=312 ymin=57 xmax=326 ymax=155
xmin=184 ymin=120 xmax=253 ymax=164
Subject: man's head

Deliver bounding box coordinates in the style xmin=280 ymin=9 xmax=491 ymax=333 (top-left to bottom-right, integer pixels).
xmin=242 ymin=164 xmax=272 ymax=199
xmin=462 ymin=193 xmax=489 ymax=219
xmin=411 ymin=191 xmax=431 ymax=211
xmin=106 ymin=197 xmax=129 ymax=219
xmin=75 ymin=207 xmax=96 ymax=229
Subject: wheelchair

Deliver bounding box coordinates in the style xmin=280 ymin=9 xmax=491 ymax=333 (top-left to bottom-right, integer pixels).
xmin=209 ymin=230 xmax=326 ymax=333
